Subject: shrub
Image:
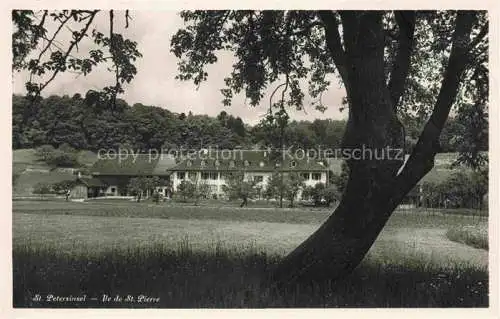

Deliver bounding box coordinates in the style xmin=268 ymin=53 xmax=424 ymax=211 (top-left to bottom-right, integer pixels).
xmin=152 ymin=191 xmax=162 ymax=204
xmin=52 ymin=180 xmax=77 ymax=194
xmin=35 ymin=144 xmax=79 ymax=167
xmin=176 ymin=180 xmax=210 ymax=205
xmin=222 ymin=172 xmax=257 ymax=204
xmin=46 ymin=149 xmax=79 ymax=167
xmin=176 ymin=180 xmax=196 ymax=202
xmin=284 ymin=173 xmax=305 ymax=207
xmin=329 ymin=161 xmax=349 ymax=193
xmin=32 ymin=182 xmax=53 ymax=198
xmin=322 ymin=184 xmax=340 ymax=206
xmin=35 ymin=145 xmax=56 ymax=162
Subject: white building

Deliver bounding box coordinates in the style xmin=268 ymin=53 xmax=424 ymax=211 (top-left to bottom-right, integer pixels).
xmin=169 ymin=149 xmax=329 ymax=199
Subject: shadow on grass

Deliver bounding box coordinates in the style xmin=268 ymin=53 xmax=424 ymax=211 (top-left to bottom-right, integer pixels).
xmin=13 ymin=242 xmax=488 ymax=308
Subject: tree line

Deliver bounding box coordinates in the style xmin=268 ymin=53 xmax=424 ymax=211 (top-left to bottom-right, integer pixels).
xmin=421 ymin=168 xmax=488 ymax=210
xmin=13 ymin=93 xmax=485 ymax=154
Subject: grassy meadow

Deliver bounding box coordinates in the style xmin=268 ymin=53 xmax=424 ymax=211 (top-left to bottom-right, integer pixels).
xmin=13 ymin=200 xmax=489 ymax=307
xmin=446 ymin=224 xmax=488 ymax=250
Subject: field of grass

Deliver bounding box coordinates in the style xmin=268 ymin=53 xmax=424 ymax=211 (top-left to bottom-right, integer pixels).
xmin=14 ymin=242 xmax=488 ymax=308
xmin=13 ymin=149 xmax=40 ymax=164
xmin=13 ymin=200 xmax=331 ymax=224
xmin=12 ymin=199 xmax=488 ymax=225
xmin=12 ymin=200 xmax=489 ymax=307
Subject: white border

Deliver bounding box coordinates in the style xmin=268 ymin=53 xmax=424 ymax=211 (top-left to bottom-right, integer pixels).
xmin=1 ymin=2 xmax=499 ymax=319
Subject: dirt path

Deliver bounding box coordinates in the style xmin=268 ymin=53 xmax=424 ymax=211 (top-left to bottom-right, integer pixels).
xmin=373 ymin=227 xmax=488 ymax=267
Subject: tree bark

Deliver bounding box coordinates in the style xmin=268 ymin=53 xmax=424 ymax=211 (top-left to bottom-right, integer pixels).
xmin=272 ymin=167 xmax=407 ymax=286
xmin=270 ymin=11 xmax=476 ymax=288
xmin=388 ymin=11 xmax=416 ymax=110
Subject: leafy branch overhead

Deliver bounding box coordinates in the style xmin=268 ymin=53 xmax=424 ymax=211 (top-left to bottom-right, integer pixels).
xmin=171 ymin=11 xmax=487 ymax=116
xmin=171 ymin=11 xmax=329 ymax=111
xmin=12 ymin=10 xmax=142 ymax=106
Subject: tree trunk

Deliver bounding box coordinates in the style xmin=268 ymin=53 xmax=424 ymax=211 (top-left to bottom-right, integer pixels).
xmin=271 ymin=158 xmax=406 ymax=287
xmin=272 ymin=12 xmax=408 ymax=287
xmin=270 ymin=11 xmax=475 ymax=288
xmin=279 ymin=184 xmax=284 ymax=208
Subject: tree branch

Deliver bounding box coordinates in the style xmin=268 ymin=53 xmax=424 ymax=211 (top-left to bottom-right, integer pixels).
xmin=37 ymin=11 xmax=98 ymax=94
xmin=280 ymin=73 xmax=290 ymax=105
xmin=268 ymin=73 xmax=290 ymax=113
xmin=216 ymin=11 xmax=230 ymax=38
xmin=39 ymin=34 xmax=82 ymax=61
xmin=36 ymin=13 xmax=71 ymax=62
xmin=269 ymin=82 xmax=286 ymax=112
xmin=110 ymin=9 xmax=118 ymax=81
xmin=467 ymin=23 xmax=488 ymax=64
xmin=317 ymin=10 xmax=350 ymax=96
xmin=36 ymin=10 xmax=48 ymax=32
xmin=125 ymin=10 xmax=130 ymax=28
xmin=54 ymin=12 xmax=81 ymax=46
xmin=339 ymin=11 xmax=359 ymax=52
xmin=395 ymin=11 xmax=477 ymax=195
xmin=109 ymin=9 xmax=121 ymax=109
xmin=387 ymin=11 xmax=416 ymax=111
xmin=468 ymin=23 xmax=488 ymax=51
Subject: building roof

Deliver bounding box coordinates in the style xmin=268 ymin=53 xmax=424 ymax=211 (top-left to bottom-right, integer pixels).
xmin=76 ymin=177 xmax=107 ymax=188
xmin=170 ymin=150 xmax=329 ymax=172
xmin=152 ymin=155 xmax=178 ymax=175
xmin=89 ymin=150 xmax=328 ymax=176
xmin=91 ymin=154 xmax=162 ymax=176
xmin=88 ymin=150 xmax=468 ymax=179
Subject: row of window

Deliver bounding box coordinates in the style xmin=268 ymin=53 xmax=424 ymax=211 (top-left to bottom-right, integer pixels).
xmin=177 ymin=171 xmax=197 ymax=180
xmin=187 ymin=160 xmax=263 ymax=168
xmin=176 ymin=172 xmax=322 ymax=181
xmin=186 ymin=160 xmax=304 ymax=168
xmin=302 ymin=173 xmax=322 ymax=181
xmin=177 ymin=171 xmax=230 ymax=180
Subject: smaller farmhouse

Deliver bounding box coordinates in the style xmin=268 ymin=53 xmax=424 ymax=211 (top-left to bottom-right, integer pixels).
xmin=70 ymin=177 xmax=108 ymax=199
xmin=89 ymin=154 xmax=176 ymax=197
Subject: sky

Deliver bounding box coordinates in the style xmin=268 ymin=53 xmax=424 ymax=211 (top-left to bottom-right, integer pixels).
xmin=12 ymin=11 xmax=348 ymax=125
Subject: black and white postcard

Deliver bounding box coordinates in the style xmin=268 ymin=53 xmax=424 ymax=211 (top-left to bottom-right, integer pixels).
xmin=3 ymin=3 xmax=499 ymax=319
